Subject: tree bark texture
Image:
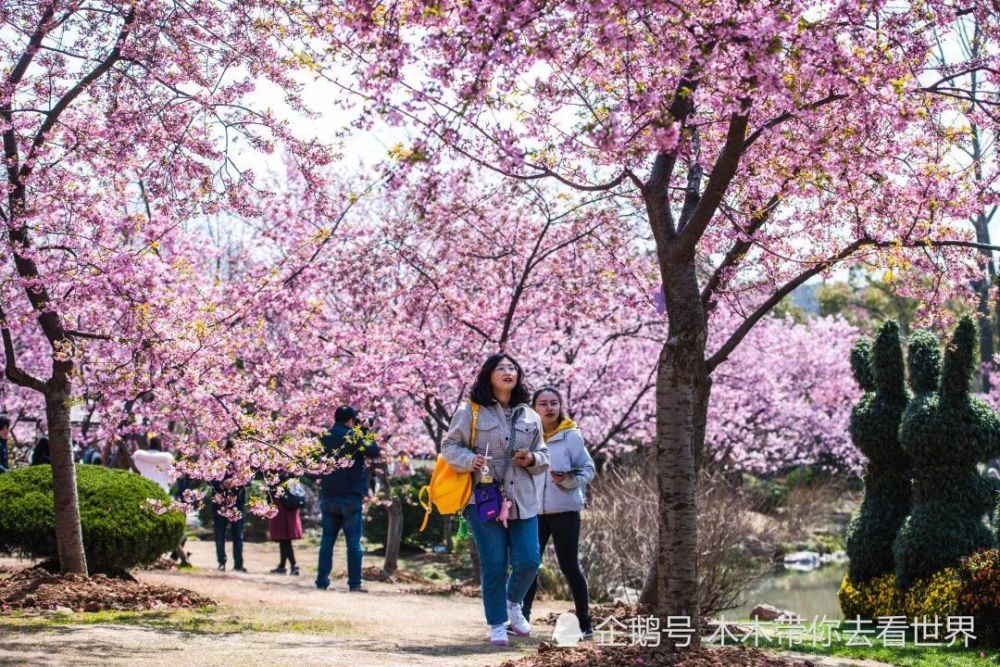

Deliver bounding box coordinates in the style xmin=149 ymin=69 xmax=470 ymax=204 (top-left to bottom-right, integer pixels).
xmin=46 ymin=389 xmax=88 ymax=575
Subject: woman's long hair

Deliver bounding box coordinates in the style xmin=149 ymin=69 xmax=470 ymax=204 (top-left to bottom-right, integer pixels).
xmin=470 ymin=353 xmax=530 ymax=406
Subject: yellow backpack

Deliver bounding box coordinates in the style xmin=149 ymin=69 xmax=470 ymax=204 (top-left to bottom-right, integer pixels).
xmin=418 ymin=402 xmax=479 ymax=531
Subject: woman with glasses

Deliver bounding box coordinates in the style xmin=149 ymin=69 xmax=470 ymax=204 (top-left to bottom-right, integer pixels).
xmin=442 ymin=353 xmax=550 ymax=646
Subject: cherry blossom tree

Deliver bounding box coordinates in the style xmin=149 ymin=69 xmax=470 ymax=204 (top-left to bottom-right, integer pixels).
xmin=0 ymin=1 xmax=330 ymax=574
xmin=706 ymin=312 xmax=863 ymax=475
xmin=312 ymin=0 xmax=1000 ymax=635
xmin=251 ymin=165 xmax=664 ymax=462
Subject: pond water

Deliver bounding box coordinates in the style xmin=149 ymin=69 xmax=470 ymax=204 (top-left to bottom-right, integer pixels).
xmin=725 ymin=563 xmax=848 ymax=621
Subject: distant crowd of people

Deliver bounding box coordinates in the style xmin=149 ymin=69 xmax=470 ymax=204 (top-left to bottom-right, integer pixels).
xmin=0 ymin=416 xmax=175 ymax=476
xmin=0 ymin=416 xmax=105 ymax=470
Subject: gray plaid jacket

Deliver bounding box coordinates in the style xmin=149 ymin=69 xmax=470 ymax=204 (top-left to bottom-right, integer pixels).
xmin=441 ymin=401 xmax=550 ymax=520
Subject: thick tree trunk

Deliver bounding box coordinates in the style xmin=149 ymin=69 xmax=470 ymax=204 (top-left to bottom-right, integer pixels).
xmin=383 ymin=494 xmax=403 ymax=575
xmin=692 ymin=376 xmax=712 ymax=476
xmin=652 ymin=260 xmax=707 ymax=649
xmin=655 ymin=344 xmax=704 ymax=644
xmin=977 ymin=278 xmax=994 ymax=392
xmin=46 ymin=388 xmax=88 ymax=575
xmin=641 ymin=290 xmax=713 ymax=611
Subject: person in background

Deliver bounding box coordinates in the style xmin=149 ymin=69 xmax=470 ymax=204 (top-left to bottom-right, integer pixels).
xmin=269 ymin=477 xmax=304 ymax=575
xmin=80 ymin=440 xmax=104 ymax=465
xmin=0 ymin=416 xmax=10 ymax=473
xmin=133 ymin=436 xmax=174 ymax=492
xmin=521 ymin=385 xmax=596 ymax=639
xmin=107 ymin=437 xmax=137 ymax=471
xmin=30 ymin=437 xmax=50 ymax=466
xmin=212 ymin=439 xmax=247 ymax=573
xmin=314 ymin=405 xmax=381 ymax=592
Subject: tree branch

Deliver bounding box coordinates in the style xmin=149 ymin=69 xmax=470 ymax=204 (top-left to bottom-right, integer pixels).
xmin=706 ymin=236 xmax=1000 ymax=373
xmin=65 ymin=329 xmax=113 ymax=341
xmin=674 ymin=109 xmax=750 ymax=260
xmin=701 ymin=193 xmax=782 ymax=305
xmin=743 ymin=93 xmax=847 ymax=151
xmin=0 ymin=305 xmax=47 ymax=392
xmin=20 ymin=6 xmax=136 ymax=180
xmin=706 ymin=239 xmax=867 ymax=372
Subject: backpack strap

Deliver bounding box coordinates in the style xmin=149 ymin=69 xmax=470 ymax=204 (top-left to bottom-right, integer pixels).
xmin=418 ymin=486 xmax=432 ymax=531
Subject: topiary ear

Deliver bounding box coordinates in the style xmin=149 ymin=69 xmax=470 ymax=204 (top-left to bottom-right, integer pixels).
xmin=851 ymin=338 xmax=875 ymax=392
xmin=941 ymin=315 xmax=978 ymax=400
xmin=873 ymin=320 xmax=906 ymax=399
xmin=907 ymin=329 xmax=941 ymax=394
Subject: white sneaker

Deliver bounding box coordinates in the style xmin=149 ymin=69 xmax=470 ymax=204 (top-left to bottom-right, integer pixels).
xmin=507 ymin=600 xmax=531 ymax=636
xmin=490 ymin=624 xmax=509 ymax=646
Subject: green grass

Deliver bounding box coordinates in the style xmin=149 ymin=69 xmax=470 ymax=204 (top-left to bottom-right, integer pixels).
xmin=760 ymin=637 xmax=997 ymax=665
xmin=706 ymin=619 xmax=1000 ymax=667
xmin=712 ymin=623 xmax=1000 ymax=666
xmin=0 ymin=606 xmax=355 ymax=637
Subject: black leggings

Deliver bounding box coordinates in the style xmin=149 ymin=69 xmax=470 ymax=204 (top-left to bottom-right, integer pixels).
xmin=278 ymin=539 xmax=297 ymax=567
xmin=522 ymin=511 xmax=591 ymax=631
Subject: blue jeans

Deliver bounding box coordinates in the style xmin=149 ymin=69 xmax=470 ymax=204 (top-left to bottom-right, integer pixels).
xmin=464 ymin=505 xmax=540 ymax=626
xmin=212 ymin=513 xmax=244 ymax=568
xmin=316 ymin=494 xmax=364 ymax=589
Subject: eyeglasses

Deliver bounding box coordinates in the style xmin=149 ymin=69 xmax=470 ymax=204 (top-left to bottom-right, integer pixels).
xmin=494 ymin=364 xmax=518 ymax=373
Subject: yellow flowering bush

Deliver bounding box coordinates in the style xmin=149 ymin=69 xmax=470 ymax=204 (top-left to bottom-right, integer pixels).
xmin=839 ymin=568 xmax=961 ymax=621
xmin=902 ymin=567 xmax=961 ymax=619
xmin=838 ymin=572 xmax=902 ymax=619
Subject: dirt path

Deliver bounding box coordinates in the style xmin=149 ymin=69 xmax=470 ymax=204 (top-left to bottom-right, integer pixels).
xmin=0 ymin=539 xmax=564 ymax=667
xmin=0 ymin=539 xmax=903 ymax=667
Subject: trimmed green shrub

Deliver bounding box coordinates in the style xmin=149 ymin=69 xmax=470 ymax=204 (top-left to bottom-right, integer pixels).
xmin=894 ymin=316 xmax=1000 ymax=588
xmin=365 ymin=469 xmax=447 ymax=551
xmin=0 ymin=464 xmax=185 ymax=573
xmin=845 ymin=321 xmax=912 ymax=583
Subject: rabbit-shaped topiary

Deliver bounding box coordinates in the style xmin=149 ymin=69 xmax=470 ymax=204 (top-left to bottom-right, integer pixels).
xmin=844 ymin=321 xmax=912 ymax=583
xmin=893 ymin=316 xmax=1000 ymax=588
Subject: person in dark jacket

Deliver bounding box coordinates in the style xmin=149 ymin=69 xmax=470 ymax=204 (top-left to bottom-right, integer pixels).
xmin=314 ymin=405 xmax=381 ymax=592
xmin=30 ymin=437 xmax=50 ymax=466
xmin=212 ymin=440 xmax=248 ymax=573
xmin=0 ymin=416 xmax=10 ymax=473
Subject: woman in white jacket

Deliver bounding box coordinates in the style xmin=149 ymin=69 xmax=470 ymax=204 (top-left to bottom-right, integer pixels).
xmin=521 ymin=386 xmax=596 ymax=638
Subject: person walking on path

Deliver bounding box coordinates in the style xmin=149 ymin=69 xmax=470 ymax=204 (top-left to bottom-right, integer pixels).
xmin=521 ymin=385 xmax=596 ymax=639
xmin=269 ymin=478 xmax=305 ymax=575
xmin=212 ymin=440 xmax=247 ymax=573
xmin=442 ymin=353 xmax=550 ymax=646
xmin=314 ymin=405 xmax=381 ymax=592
